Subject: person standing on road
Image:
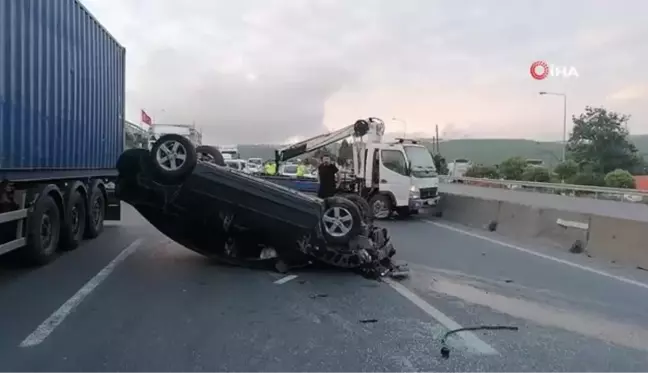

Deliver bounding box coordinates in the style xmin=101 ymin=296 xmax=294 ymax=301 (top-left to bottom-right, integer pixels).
xmin=317 ymin=155 xmax=338 ymax=199
xmin=296 ymin=161 xmax=307 ymax=178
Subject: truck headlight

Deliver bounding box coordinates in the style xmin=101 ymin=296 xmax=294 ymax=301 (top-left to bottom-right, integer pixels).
xmin=409 ymin=186 xmax=420 ymax=199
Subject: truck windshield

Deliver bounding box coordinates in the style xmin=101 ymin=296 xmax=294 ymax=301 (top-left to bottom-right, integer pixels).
xmin=404 ymin=146 xmax=437 ymax=178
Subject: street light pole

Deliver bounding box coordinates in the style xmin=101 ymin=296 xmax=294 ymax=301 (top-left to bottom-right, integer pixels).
xmin=539 ymin=91 xmax=568 ymax=162
xmin=392 ymin=117 xmax=407 ymax=138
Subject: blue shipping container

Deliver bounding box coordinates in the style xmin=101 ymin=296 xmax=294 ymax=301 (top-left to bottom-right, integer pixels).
xmin=0 ymin=0 xmax=125 ymax=173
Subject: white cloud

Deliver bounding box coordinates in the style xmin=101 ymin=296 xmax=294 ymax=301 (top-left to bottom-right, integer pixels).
xmin=81 ymin=0 xmax=648 ymax=144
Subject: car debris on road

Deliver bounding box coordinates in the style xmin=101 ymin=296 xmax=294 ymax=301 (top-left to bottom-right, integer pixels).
xmin=115 ymin=134 xmax=409 ymax=280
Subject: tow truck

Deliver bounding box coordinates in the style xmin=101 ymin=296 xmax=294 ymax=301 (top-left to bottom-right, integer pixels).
xmin=268 ymin=118 xmax=441 ymax=219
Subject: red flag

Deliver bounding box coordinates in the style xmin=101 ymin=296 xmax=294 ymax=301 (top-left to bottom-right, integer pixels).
xmin=141 ymin=110 xmax=152 ymax=126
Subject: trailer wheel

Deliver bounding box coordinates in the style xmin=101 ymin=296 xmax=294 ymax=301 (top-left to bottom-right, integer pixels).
xmin=84 ymin=185 xmax=105 ymax=239
xmin=368 ymin=194 xmax=392 ymax=220
xmin=60 ymin=189 xmax=87 ymax=250
xmin=196 ymin=145 xmax=225 ymax=166
xmin=23 ymin=195 xmax=61 ymax=265
xmin=340 ymin=194 xmax=373 ymax=224
xmin=150 ymin=134 xmax=197 ymax=184
xmin=321 ymin=196 xmax=362 ymax=245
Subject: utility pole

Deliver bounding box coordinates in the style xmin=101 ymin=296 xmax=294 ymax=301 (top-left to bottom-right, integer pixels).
xmin=435 ymin=124 xmax=440 ymax=154
xmin=539 ymin=91 xmax=568 ymax=162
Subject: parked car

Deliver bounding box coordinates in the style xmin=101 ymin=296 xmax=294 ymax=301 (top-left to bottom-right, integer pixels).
xmin=225 ymin=159 xmax=251 ymax=174
xmin=115 ymin=134 xmax=400 ymax=277
xmin=279 ymin=163 xmax=299 ymax=178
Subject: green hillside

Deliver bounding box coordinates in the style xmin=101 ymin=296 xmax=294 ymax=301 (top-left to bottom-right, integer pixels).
xmin=236 ymin=135 xmax=648 ymax=167
xmin=423 ymin=134 xmax=648 ymax=167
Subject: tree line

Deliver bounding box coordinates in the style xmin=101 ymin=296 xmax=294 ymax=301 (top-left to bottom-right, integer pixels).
xmin=462 ymin=106 xmax=646 ymax=189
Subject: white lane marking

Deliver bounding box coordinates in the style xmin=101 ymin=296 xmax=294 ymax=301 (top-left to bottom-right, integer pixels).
xmin=384 ymin=278 xmax=499 ymax=355
xmin=425 ymin=220 xmax=648 ymax=291
xmin=20 ymin=239 xmax=143 ymax=347
xmin=274 ymin=275 xmax=298 ymax=285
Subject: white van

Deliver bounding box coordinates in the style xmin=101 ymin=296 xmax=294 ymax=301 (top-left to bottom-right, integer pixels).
xmin=447 ymin=158 xmax=471 ymax=182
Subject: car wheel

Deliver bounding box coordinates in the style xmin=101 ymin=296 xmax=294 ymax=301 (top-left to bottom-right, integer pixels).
xmin=150 ymin=134 xmax=197 ymax=184
xmin=321 ymin=196 xmax=362 ymax=245
xmin=196 ymin=145 xmax=226 ymax=166
xmin=340 ymin=193 xmax=373 ymax=224
xmin=116 ymin=148 xmax=149 ymax=178
xmin=369 ymin=193 xmax=392 ymax=220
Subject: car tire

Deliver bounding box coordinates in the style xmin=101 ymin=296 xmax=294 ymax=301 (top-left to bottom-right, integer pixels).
xmin=196 ymin=145 xmax=225 ymax=166
xmin=116 ymin=148 xmax=149 ymax=178
xmin=340 ymin=194 xmax=373 ymax=224
xmin=22 ymin=195 xmax=61 ymax=265
xmin=321 ymin=196 xmax=362 ymax=245
xmin=60 ymin=189 xmax=87 ymax=250
xmin=368 ymin=193 xmax=392 ymax=220
xmin=150 ymin=134 xmax=197 ymax=184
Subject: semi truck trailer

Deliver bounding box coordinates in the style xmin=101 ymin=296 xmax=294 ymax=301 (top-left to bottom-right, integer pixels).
xmin=0 ymin=0 xmax=125 ymax=265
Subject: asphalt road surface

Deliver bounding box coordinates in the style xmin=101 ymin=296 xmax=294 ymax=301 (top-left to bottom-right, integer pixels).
xmin=440 ymin=182 xmax=648 ymax=222
xmin=2 ymin=205 xmax=648 ymax=372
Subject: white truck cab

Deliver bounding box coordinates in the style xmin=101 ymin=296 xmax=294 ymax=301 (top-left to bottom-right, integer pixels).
xmin=402 ymin=143 xmax=440 ymax=211
xmin=363 ymin=140 xmax=440 ymax=218
xmin=218 ymin=145 xmax=240 ymax=160
xmin=274 ymin=118 xmax=439 ymax=219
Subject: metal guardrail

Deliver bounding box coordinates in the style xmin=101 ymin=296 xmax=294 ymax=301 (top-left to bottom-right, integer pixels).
xmin=440 ymin=176 xmax=648 ymax=204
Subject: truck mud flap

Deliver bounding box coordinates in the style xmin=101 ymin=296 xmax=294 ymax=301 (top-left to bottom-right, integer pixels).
xmin=104 ymin=187 xmax=121 ymax=221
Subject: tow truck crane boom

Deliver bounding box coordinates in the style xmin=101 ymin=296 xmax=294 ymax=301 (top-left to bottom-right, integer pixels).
xmin=274 ymin=117 xmax=386 ymax=169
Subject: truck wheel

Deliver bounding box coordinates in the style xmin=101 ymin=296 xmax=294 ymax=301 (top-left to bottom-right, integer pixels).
xmin=150 ymin=134 xmax=197 ymax=183
xmin=23 ymin=195 xmax=61 ymax=265
xmin=368 ymin=194 xmax=392 ymax=220
xmin=84 ymin=185 xmax=105 ymax=239
xmin=341 ymin=194 xmax=373 ymax=224
xmin=60 ymin=189 xmax=87 ymax=250
xmin=321 ymin=196 xmax=362 ymax=245
xmin=196 ymin=145 xmax=225 ymax=166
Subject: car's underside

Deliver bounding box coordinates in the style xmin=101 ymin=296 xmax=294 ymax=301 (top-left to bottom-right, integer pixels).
xmin=131 ymin=200 xmax=407 ymax=280
xmin=115 ymin=140 xmax=408 ymax=280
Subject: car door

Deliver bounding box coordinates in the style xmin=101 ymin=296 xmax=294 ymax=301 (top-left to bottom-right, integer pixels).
xmin=379 ymin=148 xmax=411 ymax=207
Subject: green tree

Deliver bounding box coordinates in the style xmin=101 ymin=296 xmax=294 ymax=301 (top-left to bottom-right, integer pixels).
xmin=553 ymin=160 xmax=579 ymax=181
xmin=522 ymin=166 xmax=551 ymax=182
xmin=432 ymin=154 xmax=449 ymax=175
xmin=604 ymin=169 xmax=635 ymax=188
xmin=337 ymin=140 xmax=353 ymax=165
xmin=464 ymin=164 xmax=499 ymax=179
xmin=499 ymin=156 xmax=527 ymax=180
xmin=567 ymin=164 xmax=605 ymax=186
xmin=567 ymin=106 xmax=640 ymax=174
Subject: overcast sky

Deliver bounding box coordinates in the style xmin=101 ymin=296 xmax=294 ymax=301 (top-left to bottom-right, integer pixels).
xmin=83 ymin=0 xmax=648 ymax=145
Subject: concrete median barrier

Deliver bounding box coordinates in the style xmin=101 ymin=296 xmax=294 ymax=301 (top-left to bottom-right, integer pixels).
xmin=587 ymin=216 xmax=648 ymax=268
xmin=439 ymin=194 xmax=500 ymax=230
xmin=439 ymin=193 xmax=648 ymax=266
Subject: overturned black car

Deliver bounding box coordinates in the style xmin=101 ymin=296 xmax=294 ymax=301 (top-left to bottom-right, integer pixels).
xmin=115 ymin=134 xmax=405 ymax=278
